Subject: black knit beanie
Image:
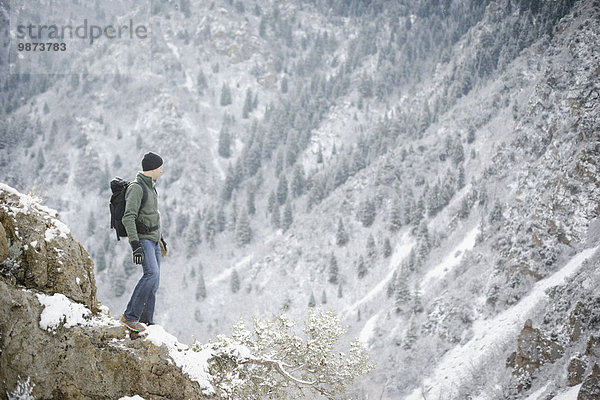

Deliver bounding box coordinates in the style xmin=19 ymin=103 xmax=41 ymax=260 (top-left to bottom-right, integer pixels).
xmin=142 ymin=152 xmax=163 ymax=171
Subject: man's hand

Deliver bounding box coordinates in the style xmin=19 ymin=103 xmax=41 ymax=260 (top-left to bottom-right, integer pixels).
xmin=131 ymin=241 xmax=144 ymax=264
xmin=160 ymin=237 xmax=168 ymax=257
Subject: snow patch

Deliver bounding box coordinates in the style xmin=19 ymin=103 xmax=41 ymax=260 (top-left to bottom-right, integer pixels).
xmin=552 ymin=384 xmax=582 ymax=400
xmin=421 ymin=226 xmax=479 ymax=289
xmin=142 ymin=325 xmax=215 ymax=393
xmin=522 ymin=382 xmax=551 ymax=400
xmin=44 ymin=221 xmax=70 ymax=241
xmin=359 ymin=312 xmax=380 ymax=347
xmin=36 ymin=293 xmax=120 ymax=333
xmin=119 ymin=396 xmax=146 ymax=400
xmin=36 ymin=293 xmax=91 ymax=333
xmin=210 ymin=253 xmax=254 ymax=285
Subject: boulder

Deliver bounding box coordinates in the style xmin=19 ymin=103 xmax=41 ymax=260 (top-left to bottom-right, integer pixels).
xmin=578 ymin=364 xmax=600 ymax=400
xmin=568 ymin=301 xmax=589 ymax=343
xmin=0 ymin=184 xmax=97 ymax=311
xmin=586 ymin=336 xmax=600 ymax=358
xmin=507 ymin=319 xmax=564 ymax=391
xmin=568 ymin=355 xmax=587 ymax=386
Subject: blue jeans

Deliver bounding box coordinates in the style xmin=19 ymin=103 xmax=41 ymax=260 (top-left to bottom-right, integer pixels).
xmin=124 ymin=239 xmax=161 ymax=324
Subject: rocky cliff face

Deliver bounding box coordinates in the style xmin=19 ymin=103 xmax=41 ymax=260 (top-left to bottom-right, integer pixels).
xmin=0 ymin=184 xmax=213 ymax=400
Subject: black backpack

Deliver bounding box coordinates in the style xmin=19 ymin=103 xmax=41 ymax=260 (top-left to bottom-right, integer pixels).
xmin=109 ymin=177 xmax=148 ymax=240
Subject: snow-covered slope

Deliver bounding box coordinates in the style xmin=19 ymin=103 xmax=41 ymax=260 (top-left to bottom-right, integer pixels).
xmin=2 ymin=0 xmax=600 ymax=397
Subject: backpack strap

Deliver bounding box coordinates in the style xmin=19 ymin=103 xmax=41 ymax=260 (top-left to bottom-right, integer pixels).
xmin=131 ymin=179 xmax=159 ymax=234
xmin=133 ymin=178 xmax=149 ymax=210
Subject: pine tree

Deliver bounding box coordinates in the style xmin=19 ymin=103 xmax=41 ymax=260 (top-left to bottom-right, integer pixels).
xmin=394 ymin=267 xmax=410 ymax=313
xmin=216 ymin=207 xmax=226 ymax=233
xmin=337 ymin=283 xmax=343 ymax=298
xmin=452 ymin=140 xmax=464 ymax=166
xmin=316 ymin=146 xmax=324 ymax=164
xmin=243 ymin=88 xmax=253 ymax=119
xmin=416 ymin=222 xmax=430 ymax=264
xmin=336 ymin=217 xmax=349 ymax=246
xmin=111 ymin=266 xmax=127 ymax=298
xmin=176 ymin=212 xmax=190 ymax=236
xmin=383 ymin=237 xmax=392 ymax=258
xmin=204 ymin=208 xmax=216 ymax=247
xmin=403 ymin=189 xmax=414 ymax=225
xmin=366 ymin=234 xmax=377 ymax=260
xmin=321 ymin=289 xmax=327 ymax=305
xmin=95 ymin=247 xmax=107 ymax=272
xmin=197 ymin=70 xmax=208 ymax=94
xmin=358 ymin=198 xmax=376 ymax=227
xmin=220 ymin=83 xmax=233 ymax=106
xmin=196 ymin=272 xmax=207 ymax=300
xmin=291 ymin=164 xmax=305 ymax=197
xmin=229 ymin=196 xmax=238 ymax=232
xmin=328 ymin=252 xmax=339 ymax=284
xmin=271 ymin=202 xmax=281 ymax=229
xmin=277 ymin=174 xmax=288 ymax=205
xmin=246 ymin=184 xmax=256 ymax=215
xmin=235 ymin=209 xmax=252 ymax=246
xmin=412 ymin=197 xmax=425 ymax=229
xmin=234 ymin=159 xmax=244 ymax=189
xmin=231 ymin=269 xmax=240 ymax=293
xmin=113 ymin=154 xmax=122 ymax=169
xmin=387 ymin=271 xmax=397 ymax=298
xmin=467 ymin=127 xmax=476 ymax=144
xmin=308 ymin=292 xmax=316 ymax=308
xmin=282 ymin=201 xmax=293 ymax=232
xmin=267 ymin=190 xmax=277 ymax=213
xmin=357 ymin=255 xmax=367 ymax=279
xmin=259 ymin=16 xmax=267 ymax=37
xmin=186 ymin=212 xmax=203 ymax=254
xmin=275 ymin=147 xmax=285 ymax=177
xmin=412 ymin=285 xmax=423 ymax=313
xmin=285 ymin=131 xmax=298 ymax=167
xmin=403 ymin=315 xmax=418 ymax=349
xmin=221 ymin=164 xmax=235 ymax=201
xmin=457 ymin=165 xmax=466 ymax=189
xmin=389 ymin=198 xmax=403 ymax=232
xmin=218 ymin=127 xmax=232 ymax=158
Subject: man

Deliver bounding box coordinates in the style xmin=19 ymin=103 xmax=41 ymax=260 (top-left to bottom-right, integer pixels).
xmin=120 ymin=151 xmax=168 ymax=332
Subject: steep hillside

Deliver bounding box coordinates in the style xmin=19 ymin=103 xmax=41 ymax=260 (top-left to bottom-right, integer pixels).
xmin=2 ymin=0 xmax=600 ymax=398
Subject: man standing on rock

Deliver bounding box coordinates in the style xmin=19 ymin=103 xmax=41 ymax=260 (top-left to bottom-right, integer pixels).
xmin=120 ymin=152 xmax=168 ymax=333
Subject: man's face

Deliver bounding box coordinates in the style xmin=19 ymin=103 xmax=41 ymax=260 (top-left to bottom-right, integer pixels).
xmin=149 ymin=165 xmax=163 ymax=181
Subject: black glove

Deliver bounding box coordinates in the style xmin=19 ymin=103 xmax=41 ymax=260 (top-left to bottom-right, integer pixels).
xmin=160 ymin=236 xmax=168 ymax=257
xmin=131 ymin=240 xmax=144 ymax=264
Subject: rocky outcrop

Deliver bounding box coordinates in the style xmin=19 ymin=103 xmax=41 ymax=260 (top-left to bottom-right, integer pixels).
xmin=579 ymin=364 xmax=600 ymax=400
xmin=507 ymin=319 xmax=564 ymax=390
xmin=0 ymin=184 xmax=214 ymax=399
xmin=568 ymin=355 xmax=587 ymax=387
xmin=0 ymin=184 xmax=96 ymax=310
xmin=0 ymin=279 xmax=211 ymax=400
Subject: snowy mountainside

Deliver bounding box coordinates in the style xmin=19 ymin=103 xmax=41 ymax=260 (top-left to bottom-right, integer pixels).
xmin=2 ymin=0 xmax=600 ymax=398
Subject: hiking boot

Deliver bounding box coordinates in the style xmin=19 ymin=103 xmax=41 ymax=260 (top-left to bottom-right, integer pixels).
xmin=120 ymin=314 xmax=146 ymax=332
